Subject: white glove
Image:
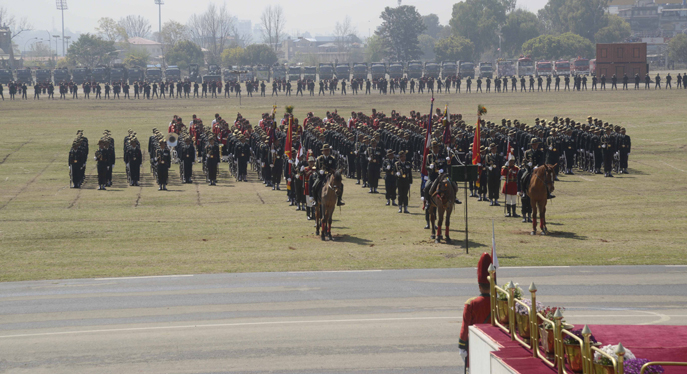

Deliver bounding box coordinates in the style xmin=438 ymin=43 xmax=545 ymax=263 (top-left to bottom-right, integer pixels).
xmin=261 ymin=162 xmax=265 ymax=167
xmin=396 ymin=172 xmax=401 ymax=176
xmin=288 ymin=159 xmax=293 ymax=164
xmin=500 ymin=152 xmax=503 ymax=156
xmin=500 ymin=176 xmax=504 ymax=180
xmin=429 ymin=164 xmax=434 ymax=169
xmin=549 ymin=146 xmax=553 ymax=150
xmin=271 ymin=149 xmax=276 ymax=153
xmin=528 ymin=162 xmax=533 ymax=167
xmin=354 ymin=151 xmax=358 ymax=154
xmin=287 ymin=178 xmax=291 ymax=182
xmin=368 ymin=157 xmax=372 ymax=161
xmin=386 ymin=165 xmax=391 ymax=170
xmin=270 ymin=164 xmax=274 ymax=168
xmin=602 ymin=144 xmax=606 ymax=148
xmin=439 ymin=169 xmax=444 ymax=173
xmin=488 ymin=166 xmax=493 ymax=171
xmin=460 ymin=349 xmax=468 ymax=359
xmin=534 ymin=166 xmax=539 ymax=170
xmin=477 ymin=163 xmax=482 ymax=166
xmin=300 ymin=166 xmax=305 ymax=172
xmin=94 ymin=157 xmax=97 ymax=160
xmin=319 ymin=170 xmax=324 ymax=175
xmin=126 ymin=163 xmax=130 ymax=168
xmin=446 ymin=157 xmax=450 ymax=161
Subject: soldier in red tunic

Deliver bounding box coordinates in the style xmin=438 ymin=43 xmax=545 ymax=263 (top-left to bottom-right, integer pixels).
xmin=459 ymin=252 xmax=493 ymax=370
xmin=501 ymin=156 xmax=520 ymax=218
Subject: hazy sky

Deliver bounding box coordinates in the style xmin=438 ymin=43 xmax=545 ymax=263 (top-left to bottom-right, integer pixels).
xmin=6 ymin=0 xmax=549 ymax=39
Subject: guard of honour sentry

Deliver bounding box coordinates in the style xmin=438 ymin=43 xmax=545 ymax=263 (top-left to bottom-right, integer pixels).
xmin=6 ymin=71 xmax=687 ymax=101
xmin=69 ymin=106 xmax=631 ymax=226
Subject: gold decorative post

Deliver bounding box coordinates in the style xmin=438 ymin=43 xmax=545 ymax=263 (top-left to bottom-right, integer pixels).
xmin=489 ymin=263 xmax=496 ymax=326
xmin=582 ymin=325 xmax=592 ymax=374
xmin=507 ymin=281 xmax=516 ymax=340
xmin=553 ymin=308 xmax=564 ymax=374
xmin=616 ymin=342 xmax=626 ymax=374
xmin=529 ymin=282 xmax=538 ymax=359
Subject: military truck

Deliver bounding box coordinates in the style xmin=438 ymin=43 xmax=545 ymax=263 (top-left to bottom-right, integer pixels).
xmin=203 ymin=64 xmax=222 ymax=83
xmin=165 ymin=65 xmax=181 ymax=82
xmin=146 ymin=65 xmax=163 ymax=83
xmin=406 ymin=61 xmax=423 ymax=79
xmin=387 ymin=62 xmax=404 ymax=79
xmin=496 ymin=60 xmax=515 ymax=77
xmin=15 ymin=68 xmax=33 ymax=84
xmin=288 ymin=66 xmax=302 ymax=81
xmin=318 ymin=63 xmax=334 ymax=80
xmin=0 ymin=69 xmax=13 ymax=85
xmin=255 ymin=65 xmax=270 ymax=81
xmin=128 ymin=67 xmax=144 ymax=84
xmin=273 ymin=64 xmax=287 ymax=80
xmin=303 ymin=66 xmax=317 ymax=81
xmin=53 ymin=67 xmax=70 ymax=83
xmin=441 ymin=61 xmax=457 ymax=79
xmin=424 ymin=62 xmax=441 ymax=79
xmin=458 ymin=61 xmax=475 ymax=79
xmin=335 ymin=63 xmax=350 ymax=80
xmin=352 ymin=63 xmax=368 ymax=80
xmin=72 ymin=67 xmax=91 ymax=84
xmin=109 ymin=63 xmax=128 ymax=83
xmin=477 ymin=62 xmax=493 ymax=78
xmin=370 ymin=63 xmax=386 ymax=80
xmin=35 ymin=69 xmax=52 ymax=84
xmin=91 ymin=65 xmax=110 ymax=83
xmin=189 ymin=64 xmax=201 ymax=83
xmin=223 ymin=68 xmax=237 ymax=83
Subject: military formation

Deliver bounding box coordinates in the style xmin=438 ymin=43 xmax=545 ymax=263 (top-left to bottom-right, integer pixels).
xmin=68 ymin=107 xmax=632 ymax=230
xmin=6 ymin=71 xmax=686 ymax=101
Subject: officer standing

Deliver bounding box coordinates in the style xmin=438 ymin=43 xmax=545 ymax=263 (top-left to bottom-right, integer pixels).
xmin=95 ymin=138 xmax=110 ymax=191
xmin=382 ymin=149 xmax=397 ymax=206
xmin=485 ymin=144 xmax=501 ymax=206
xmin=235 ymin=134 xmax=250 ymax=182
xmin=395 ymin=150 xmax=413 ymax=213
xmin=601 ymin=127 xmax=615 ymax=177
xmin=206 ymin=136 xmax=220 ymax=185
xmin=155 ymin=140 xmax=171 ymax=190
xmin=501 ymin=156 xmax=520 ymax=217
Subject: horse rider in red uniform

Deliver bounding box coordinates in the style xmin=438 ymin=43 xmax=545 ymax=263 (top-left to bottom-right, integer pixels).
xmin=459 ymin=252 xmax=493 ymax=371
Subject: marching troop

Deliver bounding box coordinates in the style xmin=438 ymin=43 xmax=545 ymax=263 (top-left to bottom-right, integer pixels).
xmin=69 ymin=106 xmax=631 ymax=228
xmin=6 ymin=71 xmax=687 ymax=101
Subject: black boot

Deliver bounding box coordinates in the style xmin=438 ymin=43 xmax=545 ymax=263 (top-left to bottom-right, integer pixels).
xmin=391 ymin=200 xmax=397 ymax=206
xmin=398 ymin=206 xmax=402 ymax=213
xmin=511 ymin=205 xmax=520 ymax=218
xmin=404 ymin=205 xmax=409 ymax=214
xmin=505 ymin=205 xmax=511 ymax=217
xmin=337 ymin=196 xmax=345 ymax=206
xmin=306 ymin=207 xmax=311 ymax=220
xmin=386 ymin=199 xmax=390 ymax=206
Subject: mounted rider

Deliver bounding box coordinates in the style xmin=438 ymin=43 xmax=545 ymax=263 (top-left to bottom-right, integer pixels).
xmin=312 ymin=144 xmax=345 ymax=206
xmin=522 ymin=137 xmax=555 ymax=199
xmin=423 ymin=141 xmax=460 ymax=207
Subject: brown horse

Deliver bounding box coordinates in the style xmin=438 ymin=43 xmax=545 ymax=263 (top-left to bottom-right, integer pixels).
xmin=528 ymin=164 xmax=556 ymax=235
xmin=318 ymin=170 xmax=342 ymax=241
xmin=429 ymin=174 xmax=456 ymax=243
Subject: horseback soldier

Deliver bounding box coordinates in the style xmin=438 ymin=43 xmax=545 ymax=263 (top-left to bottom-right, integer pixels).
xmin=313 ymin=144 xmax=345 ymax=206
xmin=522 ymin=137 xmax=554 ymax=199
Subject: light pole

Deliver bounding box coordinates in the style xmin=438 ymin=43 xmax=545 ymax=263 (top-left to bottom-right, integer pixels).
xmin=23 ymin=37 xmax=39 ymax=59
xmin=64 ymin=36 xmax=71 ymax=53
xmin=53 ymin=35 xmax=60 ymax=63
xmin=56 ymin=0 xmax=68 ymax=56
xmin=155 ymin=0 xmax=164 ymax=39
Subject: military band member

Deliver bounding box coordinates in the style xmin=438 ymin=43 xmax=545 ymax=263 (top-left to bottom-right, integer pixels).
xmin=395 ymin=150 xmax=413 ymax=213
xmin=95 ymin=139 xmax=110 ymax=190
xmin=382 ymin=149 xmax=397 ymax=206
xmin=155 ymin=140 xmax=171 ymax=190
xmin=501 ymin=156 xmax=520 ymax=217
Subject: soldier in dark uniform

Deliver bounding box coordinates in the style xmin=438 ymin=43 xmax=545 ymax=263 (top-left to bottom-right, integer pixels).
xmin=181 ymin=137 xmax=196 ymax=183
xmin=617 ymin=127 xmax=631 ymax=174
xmin=367 ymin=139 xmax=382 ymax=193
xmin=382 ymin=149 xmax=397 ymax=206
xmin=272 ymin=138 xmax=284 ymax=191
xmin=126 ymin=138 xmax=142 ymax=186
xmin=206 ymin=136 xmax=220 ymax=185
xmin=395 ymin=150 xmax=413 ymax=213
xmin=459 ymin=252 xmax=493 ymax=370
xmin=155 ymin=140 xmax=171 ymax=190
xmin=563 ymin=128 xmax=575 ymax=175
xmin=69 ymin=140 xmax=85 ymax=188
xmin=601 ymin=127 xmax=615 ymax=177
xmin=545 ymin=128 xmax=561 ymax=179
xmin=313 ymin=144 xmax=345 ymax=206
xmin=592 ymin=128 xmax=603 ymax=174
xmin=485 ymin=144 xmax=501 ymax=206
xmin=95 ymin=139 xmax=110 ymax=190
xmin=655 ymin=73 xmax=661 ymax=89
xmin=235 ymin=134 xmax=250 ymax=182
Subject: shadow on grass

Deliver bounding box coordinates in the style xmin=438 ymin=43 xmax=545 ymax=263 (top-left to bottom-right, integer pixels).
xmin=332 ymin=234 xmax=374 ymax=245
xmin=548 ymin=230 xmax=587 ymax=240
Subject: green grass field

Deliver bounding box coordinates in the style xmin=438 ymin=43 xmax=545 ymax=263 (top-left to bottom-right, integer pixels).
xmin=1 ymin=84 xmax=686 ymax=282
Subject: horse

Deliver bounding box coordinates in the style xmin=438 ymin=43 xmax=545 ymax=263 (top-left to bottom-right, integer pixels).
xmin=318 ymin=170 xmax=342 ymax=241
xmin=528 ymin=164 xmax=556 ymax=235
xmin=428 ymin=174 xmax=455 ymax=244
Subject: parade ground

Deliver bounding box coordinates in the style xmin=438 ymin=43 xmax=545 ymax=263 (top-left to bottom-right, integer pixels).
xmin=1 ymin=87 xmax=686 ymax=282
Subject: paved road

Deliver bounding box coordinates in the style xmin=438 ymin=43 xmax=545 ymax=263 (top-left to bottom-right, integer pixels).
xmin=1 ymin=266 xmax=686 ymax=373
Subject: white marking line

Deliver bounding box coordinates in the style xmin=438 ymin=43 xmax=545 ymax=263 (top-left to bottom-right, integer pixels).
xmin=666 ymin=265 xmax=687 ymax=267
xmin=497 ymin=266 xmax=571 ymax=269
xmin=661 ymin=161 xmax=685 ymax=173
xmin=0 ymin=316 xmax=459 ymax=339
xmin=94 ymin=275 xmax=194 ymax=281
xmin=578 ymin=176 xmax=595 ymax=182
xmin=288 ymin=270 xmax=383 ymax=274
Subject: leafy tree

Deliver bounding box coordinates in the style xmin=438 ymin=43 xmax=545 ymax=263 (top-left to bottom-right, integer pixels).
xmin=419 ymin=34 xmax=436 ymax=61
xmin=669 ymin=34 xmax=687 ymax=63
xmin=365 ymin=34 xmax=387 ymax=63
xmin=501 ymin=9 xmax=540 ymax=57
xmin=124 ymin=49 xmax=149 ymax=68
xmin=243 ymin=44 xmax=278 ymax=66
xmin=422 ymin=14 xmax=443 ymax=39
xmin=450 ymin=0 xmax=507 ymax=59
xmin=434 ymin=35 xmax=474 ymax=62
xmin=118 ymin=15 xmax=151 ymax=39
xmin=566 ymin=0 xmax=609 ymax=41
xmin=165 ymin=40 xmax=204 ymax=70
xmin=221 ymin=46 xmax=246 ymax=67
xmin=594 ymin=14 xmax=631 ymax=43
xmin=537 ymin=0 xmax=567 ymax=35
xmin=96 ymin=17 xmax=128 ymax=42
xmin=66 ymin=34 xmax=117 ymax=67
xmin=159 ymin=20 xmax=188 ymax=47
xmin=376 ymin=5 xmax=426 ymax=61
xmin=522 ymin=32 xmax=594 ymax=60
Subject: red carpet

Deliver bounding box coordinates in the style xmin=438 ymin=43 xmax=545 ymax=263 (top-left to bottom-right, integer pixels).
xmin=477 ymin=324 xmax=687 ymax=373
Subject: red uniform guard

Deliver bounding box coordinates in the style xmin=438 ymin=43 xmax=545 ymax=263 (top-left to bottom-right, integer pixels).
xmin=459 ymin=252 xmax=493 ymax=369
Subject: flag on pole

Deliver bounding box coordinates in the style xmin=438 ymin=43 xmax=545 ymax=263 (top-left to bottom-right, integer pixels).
xmin=492 ymin=220 xmax=500 ymax=270
xmin=472 ymin=105 xmax=486 ymax=187
xmin=506 ymin=138 xmax=512 ymax=161
xmin=420 ymin=97 xmax=435 ymax=177
xmin=442 ymin=105 xmax=451 ymax=145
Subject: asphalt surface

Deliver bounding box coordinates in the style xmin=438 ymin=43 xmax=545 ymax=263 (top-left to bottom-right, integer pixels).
xmin=1 ymin=266 xmax=686 ymax=373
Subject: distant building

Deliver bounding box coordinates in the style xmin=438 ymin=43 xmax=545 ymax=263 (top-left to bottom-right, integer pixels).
xmin=128 ymin=37 xmax=163 ymax=61
xmin=0 ymin=27 xmax=11 ymax=67
xmin=614 ymin=0 xmax=687 ymax=38
xmin=281 ymin=36 xmax=361 ymax=63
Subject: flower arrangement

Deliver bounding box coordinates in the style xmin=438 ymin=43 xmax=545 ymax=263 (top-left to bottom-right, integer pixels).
xmin=497 ymin=283 xmax=523 ymax=301
xmin=478 ymin=104 xmax=487 ymax=116
xmin=562 ymin=329 xmax=598 ymax=345
xmin=539 ymin=306 xmax=565 ymax=329
xmin=515 ymin=298 xmax=544 ymax=316
xmin=623 ymin=358 xmax=664 ymax=374
xmin=593 ymin=344 xmax=636 ymax=366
